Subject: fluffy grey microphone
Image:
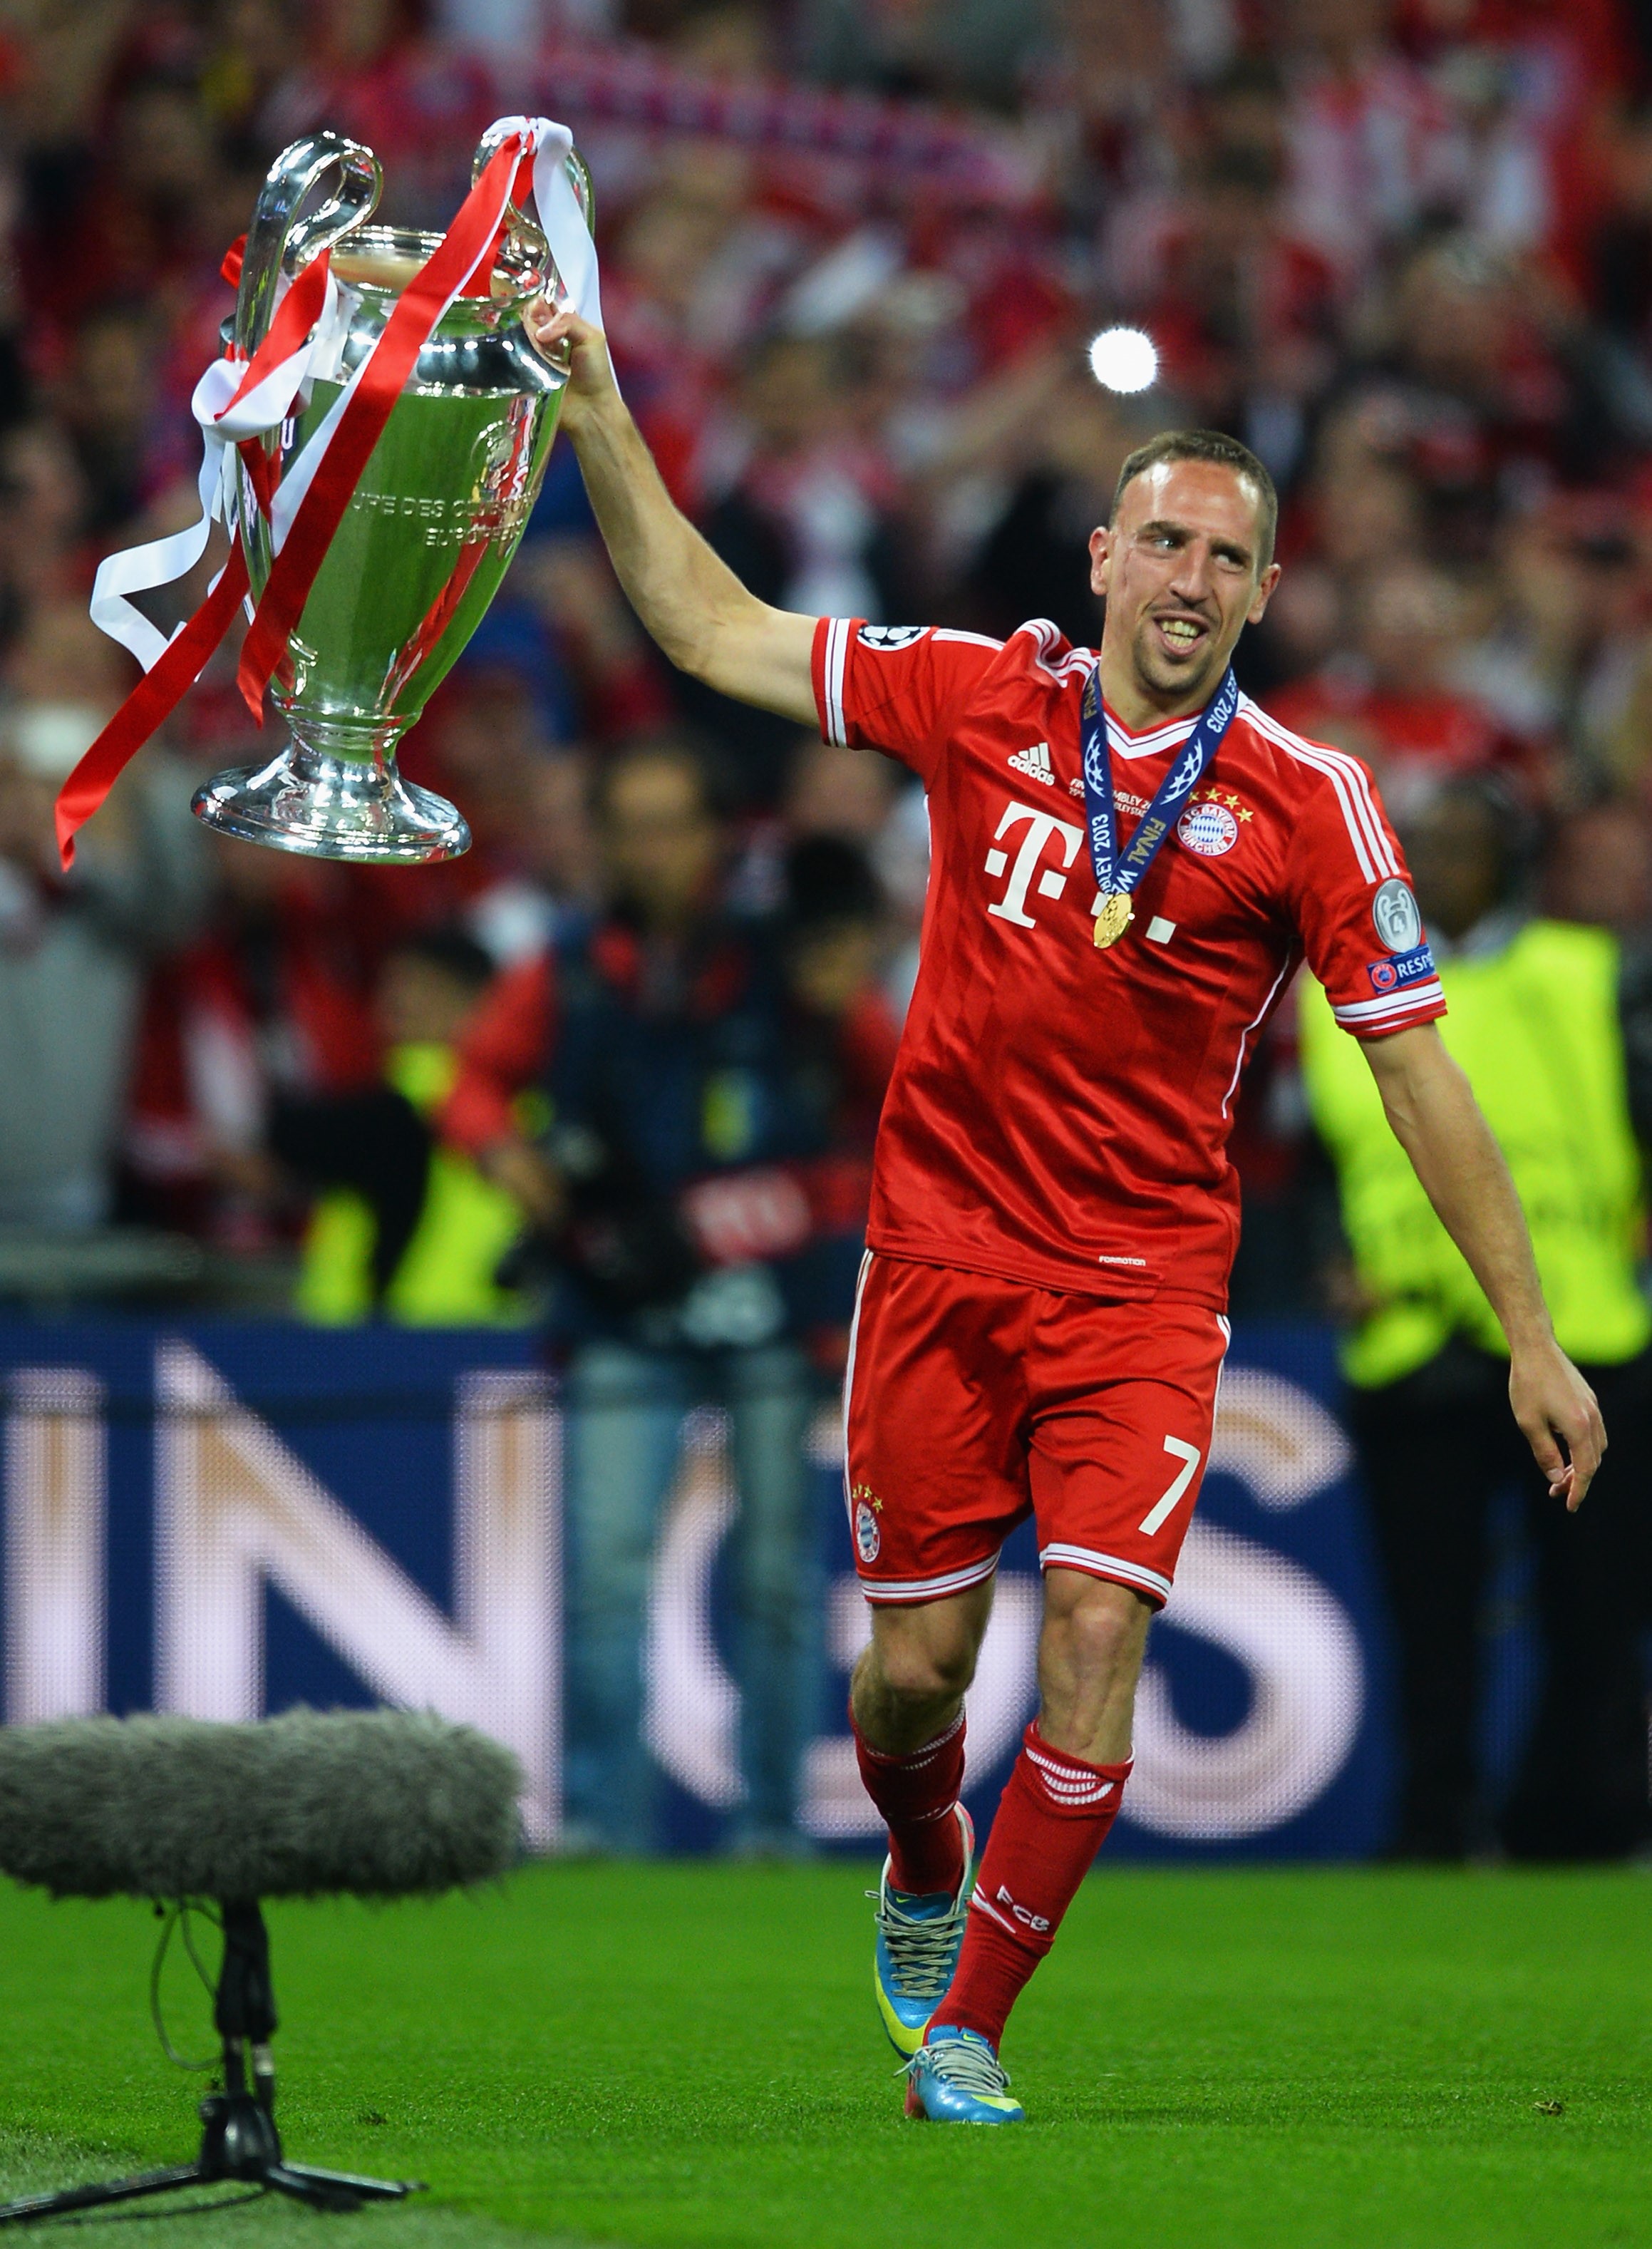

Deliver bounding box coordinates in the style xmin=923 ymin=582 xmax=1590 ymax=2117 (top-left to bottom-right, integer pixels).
xmin=0 ymin=1708 xmax=522 ymax=1900
xmin=0 ymin=1707 xmax=522 ymax=2225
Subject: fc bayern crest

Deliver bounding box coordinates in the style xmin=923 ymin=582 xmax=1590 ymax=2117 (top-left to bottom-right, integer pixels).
xmin=1176 ymin=798 xmax=1239 ymax=856
xmin=854 ymin=1500 xmax=881 ymax=1564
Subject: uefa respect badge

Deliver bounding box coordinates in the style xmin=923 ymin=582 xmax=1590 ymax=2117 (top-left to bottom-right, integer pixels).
xmin=1367 ymin=942 xmax=1437 ymax=994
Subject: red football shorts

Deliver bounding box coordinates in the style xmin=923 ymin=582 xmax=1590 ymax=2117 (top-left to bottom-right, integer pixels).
xmin=843 ymin=1252 xmax=1230 ymax=1609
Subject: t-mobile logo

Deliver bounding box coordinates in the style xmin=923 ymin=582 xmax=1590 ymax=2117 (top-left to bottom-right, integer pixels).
xmin=984 ymin=801 xmax=1084 ymax=928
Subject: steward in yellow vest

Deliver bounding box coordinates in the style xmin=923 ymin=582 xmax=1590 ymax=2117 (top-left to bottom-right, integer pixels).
xmin=1301 ymin=917 xmax=1650 ymax=1389
xmin=272 ymin=930 xmax=532 ymax=1327
xmin=1299 ymin=780 xmax=1651 ymax=1862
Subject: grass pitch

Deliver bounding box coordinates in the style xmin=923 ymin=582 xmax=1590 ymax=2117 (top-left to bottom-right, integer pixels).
xmin=0 ymin=1863 xmax=1648 ymax=2248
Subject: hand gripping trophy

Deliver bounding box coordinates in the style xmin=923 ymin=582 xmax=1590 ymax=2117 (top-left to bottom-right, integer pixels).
xmin=54 ymin=117 xmax=597 ymax=867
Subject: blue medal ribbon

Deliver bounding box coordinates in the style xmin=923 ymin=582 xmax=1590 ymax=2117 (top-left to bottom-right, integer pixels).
xmin=1080 ymin=661 xmax=1241 ymax=946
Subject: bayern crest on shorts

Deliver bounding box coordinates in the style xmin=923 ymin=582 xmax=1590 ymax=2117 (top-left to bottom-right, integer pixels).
xmin=1176 ymin=798 xmax=1239 ymax=856
xmin=854 ymin=1499 xmax=882 ymax=1565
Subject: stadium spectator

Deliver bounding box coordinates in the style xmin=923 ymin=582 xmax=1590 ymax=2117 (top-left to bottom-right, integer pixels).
xmin=275 ymin=0 xmax=495 ymax=227
xmin=383 ymin=652 xmax=582 ymax=940
xmin=53 ymin=303 xmax=167 ymax=535
xmin=1445 ymin=494 xmax=1646 ymax=758
xmin=800 ymin=0 xmax=1046 ymax=108
xmin=784 ymin=730 xmax=900 ymax=850
xmin=442 ymin=736 xmax=894 ymax=1849
xmin=683 ymin=329 xmax=904 ymax=802
xmin=963 ymin=366 xmax=1128 ymax=648
xmin=773 ymin=830 xmax=900 ymax=1367
xmin=1276 ymin=0 xmax=1460 ymax=281
xmin=122 ymin=839 xmax=378 ymax=1247
xmin=1266 ymin=557 xmax=1542 ymax=819
xmin=508 ymin=532 xmax=678 ymax=740
xmin=1301 ymin=778 xmax=1652 ymax=1861
xmin=1128 ymin=141 xmax=1341 ymax=480
xmin=276 ymin=926 xmax=532 ymax=1326
xmin=460 ymin=746 xmax=606 ymax=967
xmin=0 ymin=424 xmax=95 ymax=629
xmin=0 ymin=725 xmax=202 ymax=1232
xmin=1545 ymin=798 xmax=1652 ymax=935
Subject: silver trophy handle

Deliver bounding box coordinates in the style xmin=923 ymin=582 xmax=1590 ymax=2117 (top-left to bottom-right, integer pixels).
xmin=469 ymin=125 xmax=594 ymax=308
xmin=234 ymin=133 xmax=381 ymax=359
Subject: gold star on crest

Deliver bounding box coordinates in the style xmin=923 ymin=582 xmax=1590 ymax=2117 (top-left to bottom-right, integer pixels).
xmin=1186 ymin=785 xmax=1254 ymax=823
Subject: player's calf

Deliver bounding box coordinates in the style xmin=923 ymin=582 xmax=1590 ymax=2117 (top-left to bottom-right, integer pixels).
xmin=937 ymin=1719 xmax=1133 ymax=2062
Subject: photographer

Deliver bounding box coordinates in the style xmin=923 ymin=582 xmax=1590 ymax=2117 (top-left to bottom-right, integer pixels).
xmin=443 ymin=737 xmax=894 ymax=1852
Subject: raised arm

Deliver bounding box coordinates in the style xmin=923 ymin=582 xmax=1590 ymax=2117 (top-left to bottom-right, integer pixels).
xmin=1360 ymin=1021 xmax=1606 ymax=1508
xmin=525 ymin=304 xmax=817 ymax=725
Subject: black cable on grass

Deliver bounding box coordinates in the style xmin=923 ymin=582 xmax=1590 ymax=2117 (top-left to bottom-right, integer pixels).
xmin=149 ymin=1900 xmax=222 ymax=2073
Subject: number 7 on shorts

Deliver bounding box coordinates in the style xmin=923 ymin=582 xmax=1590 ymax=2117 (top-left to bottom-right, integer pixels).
xmin=1138 ymin=1436 xmax=1202 ymax=1536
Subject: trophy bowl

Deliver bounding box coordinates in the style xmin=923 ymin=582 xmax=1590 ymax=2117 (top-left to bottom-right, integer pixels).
xmin=191 ymin=130 xmax=587 ymax=863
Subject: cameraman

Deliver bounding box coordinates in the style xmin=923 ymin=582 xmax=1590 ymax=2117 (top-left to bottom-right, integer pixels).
xmin=443 ymin=737 xmax=891 ymax=1852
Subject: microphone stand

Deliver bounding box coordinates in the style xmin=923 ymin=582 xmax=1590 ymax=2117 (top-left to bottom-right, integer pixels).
xmin=0 ymin=1900 xmax=422 ymax=2224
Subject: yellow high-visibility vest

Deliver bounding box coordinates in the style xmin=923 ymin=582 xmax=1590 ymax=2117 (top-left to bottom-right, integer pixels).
xmin=1299 ymin=920 xmax=1650 ymax=1387
xmin=296 ymin=1041 xmax=530 ymax=1328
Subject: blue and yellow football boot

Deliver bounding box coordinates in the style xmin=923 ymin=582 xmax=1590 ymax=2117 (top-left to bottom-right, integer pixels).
xmin=871 ymin=1803 xmax=974 ymax=2057
xmin=903 ymin=2025 xmax=1025 ymax=2124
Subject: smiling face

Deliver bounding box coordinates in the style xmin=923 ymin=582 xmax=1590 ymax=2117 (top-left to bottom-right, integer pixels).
xmin=1090 ymin=458 xmax=1280 ymax=725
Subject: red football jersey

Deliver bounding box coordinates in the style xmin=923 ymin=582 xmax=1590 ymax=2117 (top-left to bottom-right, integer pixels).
xmin=812 ymin=615 xmax=1446 ymax=1309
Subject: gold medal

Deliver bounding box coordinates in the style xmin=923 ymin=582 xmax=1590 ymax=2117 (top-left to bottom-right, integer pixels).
xmin=1093 ymin=891 xmax=1132 ymax=949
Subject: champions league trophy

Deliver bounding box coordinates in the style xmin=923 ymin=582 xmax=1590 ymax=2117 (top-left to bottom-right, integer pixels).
xmin=188 ymin=128 xmax=590 ymax=862
xmin=59 ymin=119 xmax=597 ymax=872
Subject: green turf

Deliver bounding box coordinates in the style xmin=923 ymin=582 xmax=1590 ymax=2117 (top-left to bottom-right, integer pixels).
xmin=1 ymin=1863 xmax=1648 ymax=2247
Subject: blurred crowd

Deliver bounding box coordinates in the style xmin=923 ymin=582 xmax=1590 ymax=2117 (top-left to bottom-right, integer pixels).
xmin=4 ymin=0 xmax=1652 ymax=1297
xmin=5 ymin=0 xmax=1652 ymax=1851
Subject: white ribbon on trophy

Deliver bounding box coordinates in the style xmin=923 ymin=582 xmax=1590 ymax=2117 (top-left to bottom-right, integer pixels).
xmin=86 ymin=115 xmax=604 ymax=681
xmin=88 ymin=267 xmax=346 ymax=673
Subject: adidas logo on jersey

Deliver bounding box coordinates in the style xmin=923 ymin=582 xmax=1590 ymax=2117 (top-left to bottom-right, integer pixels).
xmin=1008 ymin=741 xmax=1055 ymax=784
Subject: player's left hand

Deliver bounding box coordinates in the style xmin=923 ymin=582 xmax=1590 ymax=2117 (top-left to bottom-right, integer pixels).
xmin=1508 ymin=1338 xmax=1606 ymax=1511
xmin=522 ymin=302 xmax=616 ymax=435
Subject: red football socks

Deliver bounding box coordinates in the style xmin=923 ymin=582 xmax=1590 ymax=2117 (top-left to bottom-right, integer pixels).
xmin=852 ymin=1706 xmax=967 ymax=1896
xmin=940 ymin=1720 xmax=1131 ymax=2049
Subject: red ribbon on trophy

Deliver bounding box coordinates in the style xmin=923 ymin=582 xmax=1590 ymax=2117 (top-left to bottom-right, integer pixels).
xmin=54 ymin=250 xmax=337 ymax=865
xmin=54 ymin=121 xmax=582 ymax=870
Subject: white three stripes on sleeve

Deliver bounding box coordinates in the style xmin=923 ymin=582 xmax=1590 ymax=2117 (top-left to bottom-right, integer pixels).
xmin=1243 ymin=701 xmax=1398 ymax=885
xmin=1331 ymin=982 xmax=1447 ymax=1026
xmin=821 ymin=617 xmax=850 ymax=748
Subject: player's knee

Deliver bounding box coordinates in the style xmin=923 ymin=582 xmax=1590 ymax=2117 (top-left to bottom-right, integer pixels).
xmin=870 ymin=1620 xmax=980 ymax=1707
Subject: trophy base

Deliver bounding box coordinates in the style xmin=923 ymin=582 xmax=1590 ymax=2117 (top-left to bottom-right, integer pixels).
xmin=191 ymin=742 xmax=471 ymax=864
